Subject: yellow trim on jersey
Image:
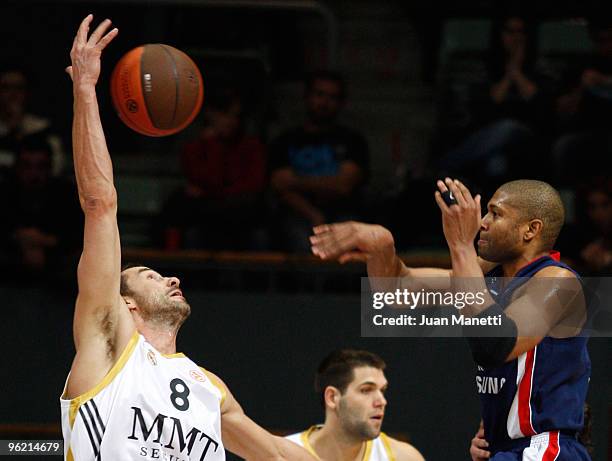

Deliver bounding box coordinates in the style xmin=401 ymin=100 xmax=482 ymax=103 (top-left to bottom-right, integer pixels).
xmin=200 ymin=367 xmax=227 ymax=407
xmin=379 ymin=432 xmax=396 ymax=461
xmin=362 ymin=439 xmax=373 ymax=460
xmin=68 ymin=330 xmax=140 ymax=427
xmin=67 ymin=446 xmax=74 ymax=461
xmin=300 ymin=427 xmax=321 ymax=460
xmin=300 ymin=426 xmax=373 ymax=461
xmin=163 ymin=352 xmax=186 ymax=359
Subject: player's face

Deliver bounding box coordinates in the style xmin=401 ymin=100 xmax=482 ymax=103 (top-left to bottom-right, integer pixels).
xmin=123 ymin=267 xmax=191 ymax=326
xmin=594 ymin=28 xmax=612 ymax=59
xmin=16 ymin=150 xmax=52 ymax=190
xmin=0 ymin=71 xmax=27 ymax=110
xmin=501 ymin=17 xmax=526 ymax=52
xmin=587 ymin=190 xmax=612 ymax=234
xmin=337 ymin=366 xmax=388 ymax=440
xmin=210 ymin=101 xmax=242 ymax=140
xmin=478 ymin=190 xmax=524 ymax=262
xmin=306 ymin=79 xmax=342 ymax=125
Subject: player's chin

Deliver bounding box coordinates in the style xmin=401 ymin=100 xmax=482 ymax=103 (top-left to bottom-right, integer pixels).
xmin=476 ymin=242 xmax=491 ymax=258
xmin=170 ymin=297 xmax=191 ymax=313
xmin=368 ymin=417 xmax=384 ymax=432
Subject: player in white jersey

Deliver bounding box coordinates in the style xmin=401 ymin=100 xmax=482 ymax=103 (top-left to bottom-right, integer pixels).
xmin=286 ymin=350 xmax=424 ymax=461
xmin=60 ymin=15 xmax=317 ymax=461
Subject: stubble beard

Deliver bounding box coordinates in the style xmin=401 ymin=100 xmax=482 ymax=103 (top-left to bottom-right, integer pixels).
xmin=137 ymin=292 xmax=191 ymax=329
xmin=337 ymin=397 xmax=380 ymax=441
xmin=479 ymin=229 xmax=523 ymax=263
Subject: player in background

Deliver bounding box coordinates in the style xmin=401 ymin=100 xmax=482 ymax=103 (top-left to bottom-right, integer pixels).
xmin=286 ymin=349 xmax=424 ymax=461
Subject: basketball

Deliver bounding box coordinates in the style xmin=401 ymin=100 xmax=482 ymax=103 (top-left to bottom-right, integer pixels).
xmin=110 ymin=44 xmax=203 ymax=137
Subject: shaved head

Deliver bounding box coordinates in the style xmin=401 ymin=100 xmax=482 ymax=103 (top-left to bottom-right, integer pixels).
xmin=497 ymin=180 xmax=565 ymax=251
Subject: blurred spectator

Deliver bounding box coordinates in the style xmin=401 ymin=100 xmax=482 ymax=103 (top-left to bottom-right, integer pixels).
xmin=0 ymin=65 xmax=65 ymax=178
xmin=552 ymin=14 xmax=612 ymax=185
xmin=269 ymin=70 xmax=369 ymax=252
xmin=576 ymin=178 xmax=612 ymax=274
xmin=439 ymin=13 xmax=552 ymax=192
xmin=0 ymin=134 xmax=82 ymax=281
xmin=160 ymin=88 xmax=267 ymax=250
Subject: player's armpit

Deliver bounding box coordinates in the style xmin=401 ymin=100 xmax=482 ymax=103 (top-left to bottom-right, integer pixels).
xmin=213 ymin=373 xmax=317 ymax=461
xmin=505 ymin=336 xmax=544 ymax=362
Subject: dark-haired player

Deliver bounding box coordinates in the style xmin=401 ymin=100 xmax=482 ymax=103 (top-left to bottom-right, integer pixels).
xmin=286 ymin=349 xmax=424 ymax=461
xmin=311 ymin=179 xmax=591 ymax=460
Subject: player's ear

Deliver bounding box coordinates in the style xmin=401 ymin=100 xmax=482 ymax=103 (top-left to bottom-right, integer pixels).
xmin=324 ymin=386 xmax=341 ymax=410
xmin=524 ymin=219 xmax=543 ymax=242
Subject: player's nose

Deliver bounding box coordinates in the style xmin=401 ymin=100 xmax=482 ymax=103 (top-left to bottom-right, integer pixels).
xmin=375 ymin=392 xmax=387 ymax=407
xmin=167 ymin=276 xmax=180 ymax=287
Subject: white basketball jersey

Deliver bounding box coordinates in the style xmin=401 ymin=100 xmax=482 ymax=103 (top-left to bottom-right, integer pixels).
xmin=286 ymin=426 xmax=396 ymax=461
xmin=60 ymin=332 xmax=226 ymax=461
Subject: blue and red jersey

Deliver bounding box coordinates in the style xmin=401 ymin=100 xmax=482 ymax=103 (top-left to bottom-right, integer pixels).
xmin=477 ymin=253 xmax=591 ymax=454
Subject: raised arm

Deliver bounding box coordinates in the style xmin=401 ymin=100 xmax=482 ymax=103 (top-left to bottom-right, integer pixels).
xmin=206 ymin=372 xmax=317 ymax=461
xmin=64 ymin=16 xmax=134 ymax=399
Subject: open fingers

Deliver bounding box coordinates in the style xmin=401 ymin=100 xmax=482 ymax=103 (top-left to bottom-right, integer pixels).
xmin=436 ymin=179 xmax=449 ymax=194
xmin=74 ymin=14 xmax=93 ymax=48
xmin=96 ymin=27 xmax=119 ymax=51
xmin=310 ymin=223 xmax=351 ymax=243
xmin=455 ymin=179 xmax=475 ymax=206
xmin=311 ymin=233 xmax=354 ymax=259
xmin=434 ymin=190 xmax=450 ymax=213
xmin=89 ymin=18 xmax=112 ymax=46
xmin=310 ymin=227 xmax=357 ymax=259
xmin=445 ymin=178 xmax=468 ymax=207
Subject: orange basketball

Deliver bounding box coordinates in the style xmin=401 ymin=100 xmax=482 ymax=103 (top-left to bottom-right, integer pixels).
xmin=110 ymin=44 xmax=204 ymax=137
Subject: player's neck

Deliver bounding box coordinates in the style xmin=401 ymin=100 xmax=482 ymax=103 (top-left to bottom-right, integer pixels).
xmin=311 ymin=423 xmax=366 ymax=461
xmin=501 ymin=249 xmax=550 ymax=277
xmin=139 ymin=323 xmax=179 ymax=355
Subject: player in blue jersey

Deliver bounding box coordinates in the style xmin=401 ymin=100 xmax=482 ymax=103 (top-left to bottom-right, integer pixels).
xmin=310 ymin=178 xmax=592 ymax=460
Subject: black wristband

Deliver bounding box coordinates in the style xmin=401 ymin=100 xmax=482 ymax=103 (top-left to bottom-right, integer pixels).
xmin=465 ymin=303 xmax=518 ymax=368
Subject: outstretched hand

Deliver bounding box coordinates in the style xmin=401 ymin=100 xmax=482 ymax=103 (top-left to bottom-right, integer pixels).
xmin=434 ymin=178 xmax=482 ymax=251
xmin=66 ymin=15 xmax=118 ymax=87
xmin=310 ymin=222 xmax=394 ymax=264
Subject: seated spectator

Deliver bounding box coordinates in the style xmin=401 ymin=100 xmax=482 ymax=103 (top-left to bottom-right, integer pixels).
xmin=553 ymin=14 xmax=612 ymax=185
xmin=439 ymin=12 xmax=552 ymax=193
xmin=160 ymin=88 xmax=267 ymax=250
xmin=0 ymin=134 xmax=82 ymax=281
xmin=269 ymin=70 xmax=369 ymax=252
xmin=0 ymin=65 xmax=66 ymax=178
xmin=576 ymin=178 xmax=612 ymax=274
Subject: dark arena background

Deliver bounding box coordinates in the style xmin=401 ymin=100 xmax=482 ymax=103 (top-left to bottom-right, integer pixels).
xmin=1 ymin=1 xmax=611 ymax=460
